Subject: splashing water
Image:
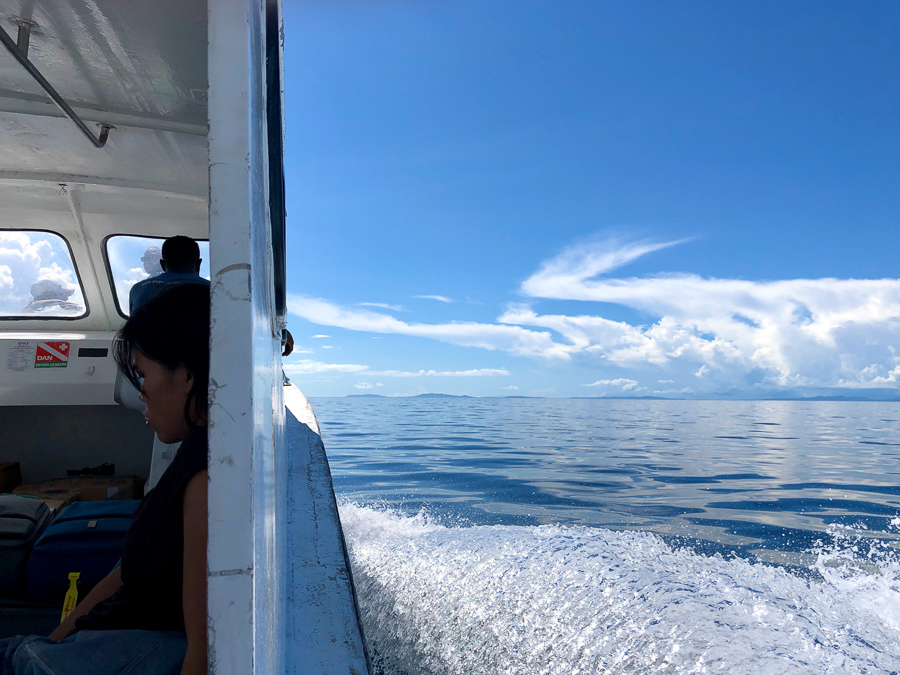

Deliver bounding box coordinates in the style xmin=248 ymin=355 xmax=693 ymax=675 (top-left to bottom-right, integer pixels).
xmin=340 ymin=504 xmax=900 ymax=675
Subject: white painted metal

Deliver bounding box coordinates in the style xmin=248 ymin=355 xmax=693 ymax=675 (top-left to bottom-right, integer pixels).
xmin=283 ymin=384 xmax=370 ymax=674
xmin=207 ymin=1 xmax=284 ymax=673
xmin=0 ymin=333 xmax=118 ymax=405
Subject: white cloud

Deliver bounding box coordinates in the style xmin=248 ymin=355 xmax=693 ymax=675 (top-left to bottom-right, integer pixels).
xmin=514 ymin=271 xmax=900 ymax=388
xmin=311 ymin=334 xmax=330 ymax=339
xmin=283 ymin=359 xmax=368 ymax=375
xmin=513 ymin=237 xmax=900 ymax=389
xmin=372 ymin=368 xmax=509 ymax=378
xmin=584 ymin=378 xmax=639 ymax=391
xmin=521 ymin=235 xmax=687 ymax=300
xmin=288 ymin=235 xmax=900 ymax=392
xmin=504 ymin=385 xmax=519 ymax=391
xmin=288 ymin=295 xmax=572 ymax=359
xmin=360 ymin=302 xmax=406 ymax=312
xmin=354 ymin=382 xmax=373 ymax=389
xmin=414 ymin=295 xmax=453 ymax=303
xmin=0 ymin=232 xmax=84 ymax=315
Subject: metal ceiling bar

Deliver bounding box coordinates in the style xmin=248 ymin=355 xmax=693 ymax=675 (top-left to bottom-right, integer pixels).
xmin=0 ymin=24 xmax=112 ymax=149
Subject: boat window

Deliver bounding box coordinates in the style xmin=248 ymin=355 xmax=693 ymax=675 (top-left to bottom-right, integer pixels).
xmin=0 ymin=230 xmax=87 ymax=319
xmin=105 ymin=235 xmax=211 ymax=317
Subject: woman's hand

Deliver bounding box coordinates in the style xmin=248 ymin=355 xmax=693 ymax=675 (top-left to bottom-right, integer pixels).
xmin=181 ymin=470 xmax=208 ymax=674
xmin=48 ymin=566 xmax=122 ymax=641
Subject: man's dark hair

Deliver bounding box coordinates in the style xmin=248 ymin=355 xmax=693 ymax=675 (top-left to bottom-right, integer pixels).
xmin=161 ymin=236 xmax=201 ymax=274
xmin=114 ymin=283 xmax=210 ymax=430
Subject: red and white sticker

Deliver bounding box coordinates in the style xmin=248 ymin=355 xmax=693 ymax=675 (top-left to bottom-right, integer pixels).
xmin=34 ymin=341 xmax=70 ymax=368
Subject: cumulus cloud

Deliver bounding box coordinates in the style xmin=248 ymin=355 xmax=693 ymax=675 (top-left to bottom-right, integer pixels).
xmin=515 ymin=270 xmax=900 ymax=388
xmin=504 ymin=385 xmax=519 ymax=391
xmin=512 ymin=236 xmax=900 ymax=389
xmin=0 ymin=232 xmax=84 ymax=316
xmin=354 ymin=382 xmax=373 ymax=389
xmin=288 ymin=295 xmax=572 ymax=359
xmin=584 ymin=378 xmax=639 ymax=391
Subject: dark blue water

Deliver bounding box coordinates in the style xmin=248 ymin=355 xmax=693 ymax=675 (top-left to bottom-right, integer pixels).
xmin=311 ymin=397 xmax=900 ymax=674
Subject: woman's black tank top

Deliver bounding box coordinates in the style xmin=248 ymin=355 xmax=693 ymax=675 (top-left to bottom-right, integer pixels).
xmin=75 ymin=428 xmax=208 ymax=632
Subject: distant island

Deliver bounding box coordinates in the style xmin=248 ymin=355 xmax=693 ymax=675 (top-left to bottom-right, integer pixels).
xmin=339 ymin=391 xmax=900 ymax=401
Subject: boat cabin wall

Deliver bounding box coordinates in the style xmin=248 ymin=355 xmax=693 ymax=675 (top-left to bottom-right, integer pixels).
xmin=0 ymin=404 xmax=152 ymax=484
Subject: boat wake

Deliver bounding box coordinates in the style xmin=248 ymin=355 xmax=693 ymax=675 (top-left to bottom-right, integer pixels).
xmin=339 ymin=504 xmax=900 ymax=675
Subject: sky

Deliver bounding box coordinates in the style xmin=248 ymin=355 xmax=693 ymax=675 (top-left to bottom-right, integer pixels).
xmin=280 ymin=1 xmax=900 ymax=399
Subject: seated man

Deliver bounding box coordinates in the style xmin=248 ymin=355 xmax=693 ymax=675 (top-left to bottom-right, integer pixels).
xmin=129 ymin=236 xmax=209 ymax=314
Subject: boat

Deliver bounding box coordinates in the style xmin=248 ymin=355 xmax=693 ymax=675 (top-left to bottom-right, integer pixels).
xmin=0 ymin=0 xmax=370 ymax=672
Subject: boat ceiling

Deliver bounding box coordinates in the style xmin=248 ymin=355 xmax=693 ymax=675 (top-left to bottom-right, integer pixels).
xmin=0 ymin=0 xmax=208 ymax=201
xmin=0 ymin=1 xmax=209 ymax=332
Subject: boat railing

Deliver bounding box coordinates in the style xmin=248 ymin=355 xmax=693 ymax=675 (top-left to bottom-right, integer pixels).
xmin=283 ymin=384 xmax=371 ymax=674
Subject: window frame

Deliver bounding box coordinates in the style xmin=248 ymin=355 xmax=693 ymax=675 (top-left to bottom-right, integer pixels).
xmin=102 ymin=233 xmax=211 ymax=319
xmin=0 ymin=228 xmax=90 ymax=321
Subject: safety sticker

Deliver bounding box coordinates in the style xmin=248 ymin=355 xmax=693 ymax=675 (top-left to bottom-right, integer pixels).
xmin=34 ymin=341 xmax=70 ymax=368
xmin=6 ymin=342 xmax=36 ymax=371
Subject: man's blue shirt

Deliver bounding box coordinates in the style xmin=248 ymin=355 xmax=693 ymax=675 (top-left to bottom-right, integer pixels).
xmin=128 ymin=272 xmax=210 ymax=314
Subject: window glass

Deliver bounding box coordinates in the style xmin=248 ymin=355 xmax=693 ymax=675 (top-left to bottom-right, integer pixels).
xmin=0 ymin=231 xmax=87 ymax=318
xmin=106 ymin=236 xmax=211 ymax=316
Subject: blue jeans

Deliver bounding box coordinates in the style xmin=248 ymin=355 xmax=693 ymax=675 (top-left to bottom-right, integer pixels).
xmin=0 ymin=630 xmax=186 ymax=675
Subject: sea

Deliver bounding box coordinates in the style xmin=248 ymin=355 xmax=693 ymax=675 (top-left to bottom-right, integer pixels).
xmin=309 ymin=396 xmax=900 ymax=675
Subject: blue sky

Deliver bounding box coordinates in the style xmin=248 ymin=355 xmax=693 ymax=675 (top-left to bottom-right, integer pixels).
xmin=281 ymin=1 xmax=900 ymax=398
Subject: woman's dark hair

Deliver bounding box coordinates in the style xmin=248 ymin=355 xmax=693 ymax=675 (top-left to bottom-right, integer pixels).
xmin=114 ymin=283 xmax=210 ymax=429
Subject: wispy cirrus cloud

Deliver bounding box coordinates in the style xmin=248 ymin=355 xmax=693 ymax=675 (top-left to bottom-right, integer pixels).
xmin=360 ymin=302 xmax=406 ymax=312
xmin=521 ymin=235 xmax=688 ymax=300
xmin=288 ymin=295 xmax=572 ymax=359
xmin=283 ymin=358 xmax=508 ymax=380
xmin=283 ymin=360 xmax=368 ymax=375
xmin=414 ymin=294 xmax=453 ymax=303
xmin=371 ymin=368 xmax=509 ymax=378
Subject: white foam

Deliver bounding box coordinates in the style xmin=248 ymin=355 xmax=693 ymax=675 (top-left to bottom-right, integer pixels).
xmin=339 ymin=503 xmax=900 ymax=675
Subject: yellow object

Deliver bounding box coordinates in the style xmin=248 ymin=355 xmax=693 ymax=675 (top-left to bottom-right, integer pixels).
xmin=60 ymin=572 xmax=80 ymax=622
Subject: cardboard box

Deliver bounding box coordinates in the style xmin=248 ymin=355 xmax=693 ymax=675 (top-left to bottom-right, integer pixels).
xmin=13 ymin=476 xmax=140 ymax=502
xmin=0 ymin=462 xmax=22 ymax=493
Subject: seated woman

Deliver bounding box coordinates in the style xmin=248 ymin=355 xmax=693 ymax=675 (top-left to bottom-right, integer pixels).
xmin=1 ymin=283 xmax=210 ymax=675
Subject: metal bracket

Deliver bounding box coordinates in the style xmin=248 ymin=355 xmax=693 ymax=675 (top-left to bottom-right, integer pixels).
xmin=15 ymin=20 xmax=35 ymax=57
xmin=0 ymin=22 xmax=113 ymax=149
